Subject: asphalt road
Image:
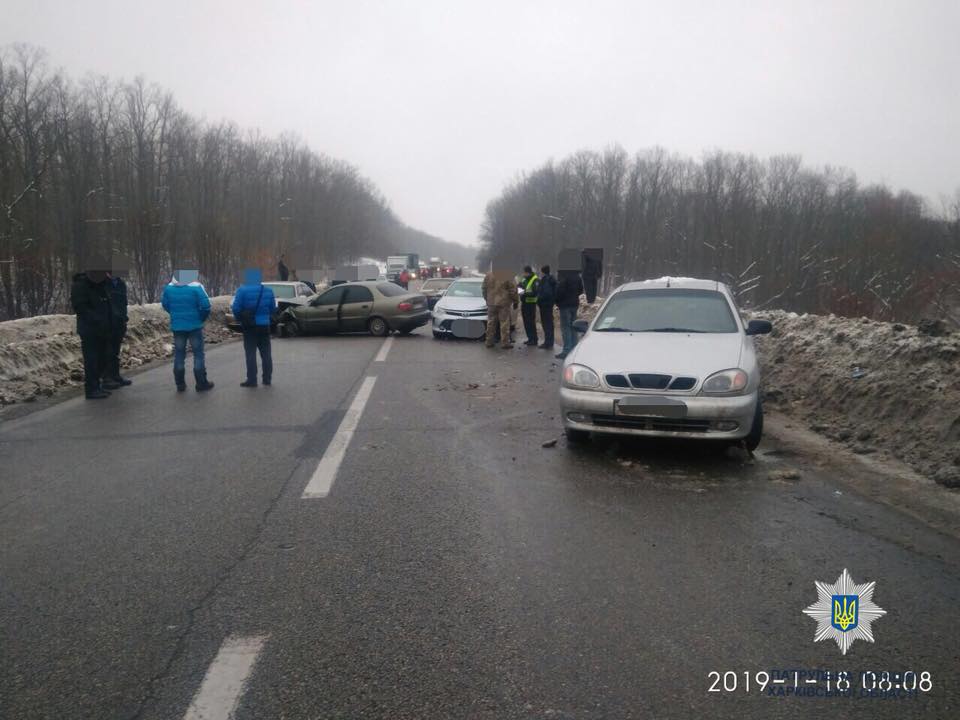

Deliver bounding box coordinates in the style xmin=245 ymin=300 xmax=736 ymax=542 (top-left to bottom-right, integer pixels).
xmin=1 ymin=328 xmax=959 ymax=719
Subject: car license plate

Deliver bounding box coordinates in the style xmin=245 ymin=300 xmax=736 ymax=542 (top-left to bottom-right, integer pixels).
xmin=615 ymin=396 xmax=687 ymax=418
xmin=451 ymin=318 xmax=485 ymax=339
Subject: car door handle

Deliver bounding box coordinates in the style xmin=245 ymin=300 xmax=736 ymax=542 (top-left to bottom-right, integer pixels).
xmin=361 ymin=305 xmax=369 ymax=309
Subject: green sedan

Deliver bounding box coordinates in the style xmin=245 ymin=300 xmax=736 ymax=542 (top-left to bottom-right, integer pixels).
xmin=278 ymin=281 xmax=430 ymax=337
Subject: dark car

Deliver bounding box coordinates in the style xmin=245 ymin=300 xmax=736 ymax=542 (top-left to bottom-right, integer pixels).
xmin=279 ymin=281 xmax=430 ymax=337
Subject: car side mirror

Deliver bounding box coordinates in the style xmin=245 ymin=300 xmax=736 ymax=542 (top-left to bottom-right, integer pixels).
xmin=746 ymin=319 xmax=772 ymax=336
xmin=572 ymin=319 xmax=589 ymax=334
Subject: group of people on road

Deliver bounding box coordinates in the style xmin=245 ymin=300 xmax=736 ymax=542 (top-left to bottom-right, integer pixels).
xmin=72 ymin=263 xmax=279 ymax=399
xmin=482 ymin=264 xmax=584 ymax=358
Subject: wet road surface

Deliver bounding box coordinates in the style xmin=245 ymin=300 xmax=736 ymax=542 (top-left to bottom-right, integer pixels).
xmin=1 ymin=329 xmax=959 ymax=719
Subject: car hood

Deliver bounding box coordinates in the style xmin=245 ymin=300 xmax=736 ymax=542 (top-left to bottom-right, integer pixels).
xmin=435 ymin=296 xmax=486 ymax=312
xmin=569 ymin=331 xmax=744 ymax=377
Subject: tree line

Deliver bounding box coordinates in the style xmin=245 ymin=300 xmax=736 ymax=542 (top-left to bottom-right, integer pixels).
xmin=0 ymin=44 xmax=448 ymax=319
xmin=478 ymin=146 xmax=960 ymax=322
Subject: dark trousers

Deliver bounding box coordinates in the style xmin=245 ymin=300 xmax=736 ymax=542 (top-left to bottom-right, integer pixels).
xmin=538 ymin=303 xmax=555 ymax=347
xmin=80 ymin=334 xmax=110 ymax=394
xmin=103 ymin=326 xmax=125 ymax=379
xmin=521 ymin=303 xmax=538 ymax=344
xmin=243 ymin=327 xmax=272 ymax=382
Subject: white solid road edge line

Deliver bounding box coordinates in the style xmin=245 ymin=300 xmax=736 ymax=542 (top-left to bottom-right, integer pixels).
xmin=182 ymin=634 xmax=268 ymax=720
xmin=374 ymin=335 xmax=394 ymax=362
xmin=302 ymin=375 xmax=378 ymax=499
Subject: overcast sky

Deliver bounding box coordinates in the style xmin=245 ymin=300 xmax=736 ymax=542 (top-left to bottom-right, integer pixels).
xmin=2 ymin=0 xmax=958 ymax=246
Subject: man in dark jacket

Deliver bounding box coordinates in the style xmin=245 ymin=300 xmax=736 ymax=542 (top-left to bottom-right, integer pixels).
xmin=102 ymin=267 xmax=132 ymax=389
xmin=71 ymin=258 xmax=113 ymax=399
xmin=554 ymin=270 xmax=584 ymax=359
xmin=537 ymin=265 xmax=557 ymax=349
xmin=277 ymin=255 xmax=290 ymax=281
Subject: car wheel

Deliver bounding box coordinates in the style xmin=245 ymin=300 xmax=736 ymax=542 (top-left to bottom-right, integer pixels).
xmin=285 ymin=318 xmax=302 ymax=338
xmin=565 ymin=427 xmax=590 ymax=444
xmin=432 ymin=330 xmax=444 ymax=339
xmin=744 ymin=399 xmax=763 ymax=451
xmin=368 ymin=316 xmax=389 ymax=337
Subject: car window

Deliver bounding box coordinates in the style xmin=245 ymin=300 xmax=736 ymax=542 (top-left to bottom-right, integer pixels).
xmin=265 ymin=283 xmax=296 ymax=299
xmin=445 ymin=281 xmax=483 ymax=298
xmin=593 ymin=289 xmax=738 ymax=333
xmin=377 ymin=283 xmax=407 ymax=297
xmin=314 ymin=286 xmax=346 ymax=306
xmin=343 ymin=285 xmax=374 ymax=303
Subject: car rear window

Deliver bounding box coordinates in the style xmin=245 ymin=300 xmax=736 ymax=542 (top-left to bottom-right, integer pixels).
xmin=594 ymin=289 xmax=738 ymax=333
xmin=377 ymin=283 xmax=406 ymax=297
xmin=265 ymin=284 xmax=296 ymax=299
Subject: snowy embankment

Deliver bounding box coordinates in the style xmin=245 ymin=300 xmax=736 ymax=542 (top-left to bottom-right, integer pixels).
xmin=752 ymin=310 xmax=960 ymax=488
xmin=0 ymin=297 xmax=235 ymax=405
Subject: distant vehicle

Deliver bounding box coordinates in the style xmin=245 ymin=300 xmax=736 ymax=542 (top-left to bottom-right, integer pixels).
xmin=419 ymin=277 xmax=454 ymax=309
xmin=431 ymin=278 xmax=487 ymax=339
xmin=386 ymin=253 xmax=419 ymax=283
xmin=334 ymin=264 xmax=379 ymax=282
xmin=225 ymin=281 xmax=315 ymax=331
xmin=278 ymin=281 xmax=430 ymax=337
xmin=559 ymin=277 xmax=772 ymax=449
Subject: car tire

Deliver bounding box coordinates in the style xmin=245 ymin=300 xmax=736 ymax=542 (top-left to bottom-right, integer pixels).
xmin=368 ymin=316 xmax=389 ymax=337
xmin=744 ymin=399 xmax=763 ymax=451
xmin=565 ymin=427 xmax=590 ymax=444
xmin=285 ymin=318 xmax=302 ymax=338
xmin=432 ymin=330 xmax=444 ymax=339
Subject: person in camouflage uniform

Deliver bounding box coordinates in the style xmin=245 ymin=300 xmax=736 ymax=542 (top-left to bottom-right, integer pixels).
xmin=482 ymin=270 xmax=519 ymax=349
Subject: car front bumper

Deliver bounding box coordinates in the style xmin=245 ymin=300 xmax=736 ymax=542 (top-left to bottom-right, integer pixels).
xmin=559 ymin=387 xmax=757 ymax=440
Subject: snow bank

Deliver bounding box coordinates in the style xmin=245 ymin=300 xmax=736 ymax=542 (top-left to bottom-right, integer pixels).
xmin=754 ymin=310 xmax=960 ymax=487
xmin=0 ymin=297 xmax=236 ymax=405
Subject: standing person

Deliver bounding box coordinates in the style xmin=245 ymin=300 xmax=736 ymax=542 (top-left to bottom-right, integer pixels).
xmin=277 ymin=254 xmax=290 ymax=281
xmin=102 ymin=267 xmax=132 ymax=389
xmin=71 ymin=257 xmax=113 ymax=400
xmin=399 ymin=268 xmax=410 ymax=290
xmin=555 ymin=270 xmax=584 ymax=360
xmin=232 ymin=272 xmax=277 ymax=387
xmin=482 ymin=269 xmax=518 ymax=349
xmin=537 ymin=265 xmax=557 ymax=350
xmin=518 ymin=265 xmax=540 ymax=346
xmin=161 ymin=271 xmax=215 ymax=392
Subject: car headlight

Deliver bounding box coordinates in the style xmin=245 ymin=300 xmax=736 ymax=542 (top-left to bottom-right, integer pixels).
xmin=563 ymin=363 xmax=600 ymax=389
xmin=701 ymin=368 xmax=749 ymax=394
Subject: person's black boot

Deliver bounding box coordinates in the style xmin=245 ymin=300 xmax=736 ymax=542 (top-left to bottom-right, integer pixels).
xmin=85 ymin=389 xmax=110 ymax=399
xmin=240 ymin=379 xmax=257 ymax=388
xmin=112 ymin=375 xmax=133 ymax=386
xmin=174 ymin=368 xmax=187 ymax=392
xmin=194 ymin=368 xmax=214 ymax=392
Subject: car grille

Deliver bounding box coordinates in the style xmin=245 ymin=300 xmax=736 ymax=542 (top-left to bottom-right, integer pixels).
xmin=591 ymin=414 xmax=712 ymax=433
xmin=441 ymin=309 xmax=486 ymax=317
xmin=604 ymin=373 xmax=698 ymax=391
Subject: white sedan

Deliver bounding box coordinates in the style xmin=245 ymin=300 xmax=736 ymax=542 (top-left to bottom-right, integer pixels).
xmin=431 ymin=278 xmax=488 ymax=339
xmin=559 ymin=277 xmax=772 ymax=449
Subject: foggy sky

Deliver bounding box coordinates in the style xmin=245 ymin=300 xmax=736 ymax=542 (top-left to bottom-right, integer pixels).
xmin=2 ymin=0 xmax=958 ymax=247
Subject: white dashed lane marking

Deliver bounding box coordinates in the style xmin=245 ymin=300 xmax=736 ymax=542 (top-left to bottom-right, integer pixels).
xmin=374 ymin=335 xmax=394 ymax=362
xmin=182 ymin=634 xmax=268 ymax=720
xmin=301 ymin=375 xmax=378 ymax=499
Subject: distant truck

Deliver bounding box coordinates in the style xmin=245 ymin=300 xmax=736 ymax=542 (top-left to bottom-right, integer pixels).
xmin=334 ymin=264 xmax=379 ymax=283
xmin=386 ymin=254 xmax=420 ymax=284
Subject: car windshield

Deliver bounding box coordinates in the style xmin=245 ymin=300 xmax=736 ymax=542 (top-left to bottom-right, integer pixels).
xmin=265 ymin=284 xmax=296 ymax=299
xmin=377 ymin=283 xmax=407 ymax=297
xmin=593 ymin=288 xmax=738 ymax=333
xmin=445 ymin=281 xmax=483 ymax=298
xmin=422 ymin=279 xmax=453 ymax=291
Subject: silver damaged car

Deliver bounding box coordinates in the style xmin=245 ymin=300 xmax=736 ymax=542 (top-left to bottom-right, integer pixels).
xmin=559 ymin=277 xmax=772 ymax=448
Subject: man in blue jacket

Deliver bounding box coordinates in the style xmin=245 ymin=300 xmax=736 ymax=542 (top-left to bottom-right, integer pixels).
xmin=231 ymin=271 xmax=277 ymax=387
xmin=161 ymin=271 xmax=215 ymax=392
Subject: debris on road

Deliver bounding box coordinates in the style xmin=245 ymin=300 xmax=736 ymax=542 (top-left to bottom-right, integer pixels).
xmin=541 ymin=438 xmax=558 ymax=448
xmin=768 ymin=469 xmax=801 ymax=482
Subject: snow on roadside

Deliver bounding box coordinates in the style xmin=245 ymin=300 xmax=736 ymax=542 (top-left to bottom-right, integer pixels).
xmin=753 ymin=310 xmax=960 ymax=488
xmin=0 ymin=297 xmax=236 ymax=406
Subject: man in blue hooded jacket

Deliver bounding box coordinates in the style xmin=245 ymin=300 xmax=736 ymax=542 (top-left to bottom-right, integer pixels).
xmin=161 ymin=271 xmax=214 ymax=392
xmin=231 ymin=271 xmax=277 ymax=387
